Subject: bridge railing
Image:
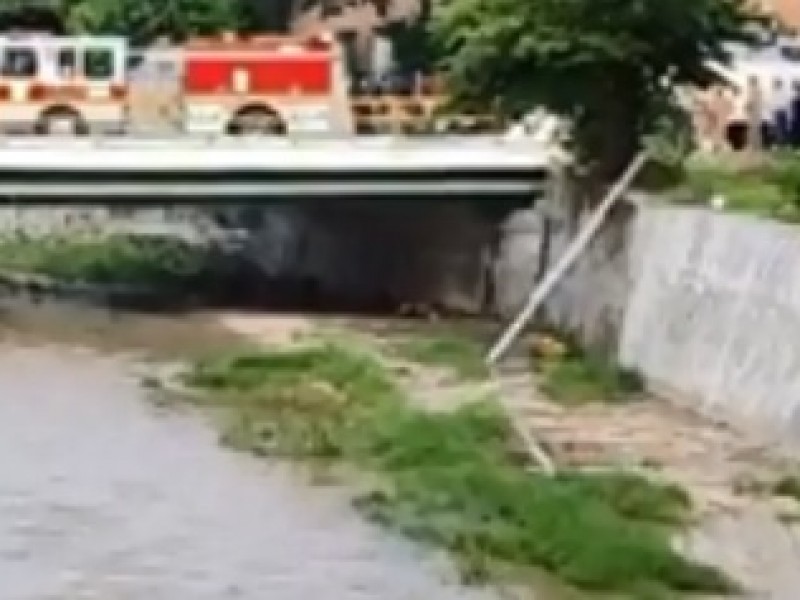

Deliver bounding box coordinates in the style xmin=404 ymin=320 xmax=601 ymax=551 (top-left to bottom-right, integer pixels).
xmin=0 ymin=133 xmax=547 ymax=152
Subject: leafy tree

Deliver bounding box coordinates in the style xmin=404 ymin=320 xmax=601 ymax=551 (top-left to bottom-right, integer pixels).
xmin=240 ymin=0 xmax=294 ymax=33
xmin=0 ymin=1 xmax=65 ymax=33
xmin=380 ymin=0 xmax=434 ymax=74
xmin=61 ymin=0 xmax=247 ymax=43
xmin=431 ymin=0 xmax=769 ymax=186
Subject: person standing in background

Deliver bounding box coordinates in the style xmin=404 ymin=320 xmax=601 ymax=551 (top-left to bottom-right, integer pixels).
xmin=789 ymin=81 xmax=800 ymax=146
xmin=771 ymin=77 xmax=791 ymax=146
xmin=711 ymin=87 xmax=735 ymax=152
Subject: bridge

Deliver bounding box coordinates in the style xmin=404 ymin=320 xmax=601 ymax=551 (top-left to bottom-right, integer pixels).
xmin=0 ymin=136 xmax=551 ymax=204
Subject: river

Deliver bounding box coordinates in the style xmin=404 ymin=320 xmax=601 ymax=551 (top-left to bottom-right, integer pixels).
xmin=0 ymin=304 xmax=500 ymax=600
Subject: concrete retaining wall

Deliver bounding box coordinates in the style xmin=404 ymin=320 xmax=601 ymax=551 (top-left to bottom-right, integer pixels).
xmin=619 ymin=207 xmax=800 ymax=441
xmin=496 ymin=200 xmax=800 ymax=444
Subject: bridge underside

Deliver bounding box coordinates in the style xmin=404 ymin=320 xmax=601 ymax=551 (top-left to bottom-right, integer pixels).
xmin=0 ymin=168 xmax=547 ymax=204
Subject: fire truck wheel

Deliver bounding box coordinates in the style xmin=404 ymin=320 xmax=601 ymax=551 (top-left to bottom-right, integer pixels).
xmin=36 ymin=109 xmax=88 ymax=136
xmin=227 ymin=106 xmax=286 ymax=136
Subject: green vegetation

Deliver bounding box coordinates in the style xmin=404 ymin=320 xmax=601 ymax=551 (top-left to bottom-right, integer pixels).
xmin=538 ymin=354 xmax=644 ymax=406
xmin=432 ymin=0 xmax=764 ymax=184
xmin=56 ymin=0 xmax=431 ymax=46
xmin=533 ymin=337 xmax=644 ymax=406
xmin=392 ymin=332 xmax=489 ymax=380
xmin=186 ymin=342 xmax=734 ymax=596
xmin=682 ymin=154 xmax=800 ymax=222
xmin=0 ymin=235 xmax=217 ymax=288
xmin=773 ymin=474 xmax=800 ymax=502
xmin=61 ymin=0 xmax=247 ymax=43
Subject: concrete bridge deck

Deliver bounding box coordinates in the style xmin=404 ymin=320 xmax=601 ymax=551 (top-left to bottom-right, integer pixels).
xmin=0 ymin=136 xmax=551 ymax=202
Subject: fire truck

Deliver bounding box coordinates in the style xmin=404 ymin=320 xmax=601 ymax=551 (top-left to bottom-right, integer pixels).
xmin=0 ymin=31 xmax=351 ymax=135
xmin=179 ymin=33 xmax=351 ymax=135
xmin=0 ymin=34 xmax=128 ymax=134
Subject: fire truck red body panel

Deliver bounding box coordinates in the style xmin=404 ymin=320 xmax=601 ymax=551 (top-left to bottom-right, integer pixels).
xmin=179 ymin=35 xmax=344 ymax=133
xmin=184 ymin=56 xmax=332 ymax=96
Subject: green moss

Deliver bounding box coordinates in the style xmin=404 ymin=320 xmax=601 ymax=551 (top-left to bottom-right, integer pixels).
xmin=392 ymin=333 xmax=489 ymax=379
xmin=773 ymin=474 xmax=800 ymax=502
xmin=537 ymin=348 xmax=644 ymax=406
xmin=682 ymin=154 xmax=800 ymax=222
xmin=185 ymin=343 xmax=735 ymax=596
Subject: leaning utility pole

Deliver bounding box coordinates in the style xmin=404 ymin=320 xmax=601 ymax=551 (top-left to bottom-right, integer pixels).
xmin=485 ymin=151 xmax=649 ymax=365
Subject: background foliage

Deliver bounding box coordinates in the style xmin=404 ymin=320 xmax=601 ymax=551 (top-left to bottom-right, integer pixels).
xmin=430 ymin=0 xmax=768 ymax=181
xmin=60 ymin=0 xmax=245 ymax=43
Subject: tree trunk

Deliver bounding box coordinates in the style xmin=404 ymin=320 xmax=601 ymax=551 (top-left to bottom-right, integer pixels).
xmin=576 ymin=79 xmax=644 ymax=203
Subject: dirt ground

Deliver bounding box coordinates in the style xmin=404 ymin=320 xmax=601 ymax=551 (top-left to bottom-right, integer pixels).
xmin=216 ymin=313 xmax=800 ymax=600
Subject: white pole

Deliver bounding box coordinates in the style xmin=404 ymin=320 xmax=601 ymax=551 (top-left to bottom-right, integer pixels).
xmin=485 ymin=150 xmax=649 ymax=365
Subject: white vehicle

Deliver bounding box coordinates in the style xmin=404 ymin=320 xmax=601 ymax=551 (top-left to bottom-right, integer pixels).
xmin=0 ymin=34 xmax=128 ymax=134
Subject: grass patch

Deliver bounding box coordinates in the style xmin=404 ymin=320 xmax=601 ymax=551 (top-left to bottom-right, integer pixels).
xmin=680 ymin=153 xmax=800 ymax=222
xmin=185 ymin=342 xmax=734 ymax=596
xmin=186 ymin=344 xmax=402 ymax=459
xmin=392 ymin=332 xmax=489 ymax=379
xmin=0 ymin=235 xmax=217 ymax=288
xmin=773 ymin=474 xmax=800 ymax=502
xmin=535 ymin=341 xmax=644 ymax=406
xmin=732 ymin=472 xmax=800 ymax=503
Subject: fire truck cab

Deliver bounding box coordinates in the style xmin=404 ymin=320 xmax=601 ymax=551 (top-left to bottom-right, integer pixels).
xmin=0 ymin=34 xmax=128 ymax=135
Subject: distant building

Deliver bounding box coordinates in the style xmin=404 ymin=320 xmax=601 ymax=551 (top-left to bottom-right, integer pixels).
xmin=286 ymin=0 xmax=427 ymax=79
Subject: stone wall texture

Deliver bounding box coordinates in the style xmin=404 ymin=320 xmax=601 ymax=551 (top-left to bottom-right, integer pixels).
xmin=499 ymin=201 xmax=800 ymax=445
xmin=618 ymin=206 xmax=800 ymax=442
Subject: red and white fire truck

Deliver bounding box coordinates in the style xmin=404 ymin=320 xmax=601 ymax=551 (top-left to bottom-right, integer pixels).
xmin=0 ymin=34 xmax=128 ymax=134
xmin=0 ymin=31 xmax=348 ymax=135
xmin=180 ymin=32 xmax=348 ymax=135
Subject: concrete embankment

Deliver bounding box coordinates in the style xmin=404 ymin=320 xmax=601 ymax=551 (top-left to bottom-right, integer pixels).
xmin=494 ymin=198 xmax=800 ymax=447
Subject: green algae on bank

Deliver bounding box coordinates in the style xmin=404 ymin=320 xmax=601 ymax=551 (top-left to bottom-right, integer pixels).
xmin=390 ymin=332 xmax=489 ymax=380
xmin=530 ymin=334 xmax=644 ymax=406
xmin=184 ymin=342 xmax=736 ymax=597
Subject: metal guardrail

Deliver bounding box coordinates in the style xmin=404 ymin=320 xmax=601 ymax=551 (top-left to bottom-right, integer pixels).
xmin=0 ymin=133 xmax=545 ymax=151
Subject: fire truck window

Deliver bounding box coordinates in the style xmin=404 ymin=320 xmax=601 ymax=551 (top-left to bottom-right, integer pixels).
xmin=2 ymin=48 xmax=37 ymax=78
xmin=57 ymin=48 xmax=76 ymax=77
xmin=83 ymin=48 xmax=114 ymax=80
xmin=126 ymin=55 xmax=145 ymax=71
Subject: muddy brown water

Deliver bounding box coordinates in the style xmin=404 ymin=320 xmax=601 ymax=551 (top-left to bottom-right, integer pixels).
xmin=0 ymin=300 xmax=504 ymax=600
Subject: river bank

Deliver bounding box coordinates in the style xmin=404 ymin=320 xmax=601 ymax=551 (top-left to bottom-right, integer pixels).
xmin=3 ymin=297 xmax=800 ymax=598
xmin=0 ymin=294 xmax=530 ymax=599
xmin=1 ymin=209 xmax=799 ymax=598
xmin=194 ymin=311 xmax=800 ymax=600
xmin=0 ymin=340 xmax=502 ymax=600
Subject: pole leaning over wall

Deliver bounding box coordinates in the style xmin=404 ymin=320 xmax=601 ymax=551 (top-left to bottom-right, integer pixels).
xmin=485 ymin=150 xmax=650 ymax=365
